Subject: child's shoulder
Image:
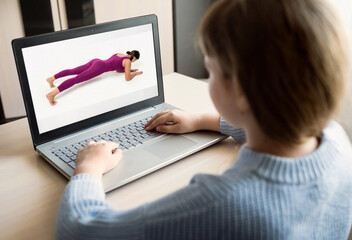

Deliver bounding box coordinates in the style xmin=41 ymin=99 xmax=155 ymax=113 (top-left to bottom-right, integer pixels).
xmin=323 ymin=121 xmax=352 ymax=155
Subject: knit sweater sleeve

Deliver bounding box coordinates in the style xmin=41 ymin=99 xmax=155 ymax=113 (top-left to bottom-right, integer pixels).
xmin=56 ymin=174 xmax=145 ymax=239
xmin=56 ymin=173 xmax=224 ymax=240
xmin=219 ymin=117 xmax=246 ymax=143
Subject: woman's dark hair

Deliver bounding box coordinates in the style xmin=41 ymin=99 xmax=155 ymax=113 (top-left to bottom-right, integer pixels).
xmin=126 ymin=50 xmax=140 ymax=61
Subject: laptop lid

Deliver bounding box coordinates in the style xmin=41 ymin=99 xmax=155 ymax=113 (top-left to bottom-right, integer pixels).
xmin=12 ymin=14 xmax=164 ymax=148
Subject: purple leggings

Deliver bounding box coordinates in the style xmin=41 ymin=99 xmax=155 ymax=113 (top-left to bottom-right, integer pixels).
xmin=56 ymin=59 xmax=110 ymax=92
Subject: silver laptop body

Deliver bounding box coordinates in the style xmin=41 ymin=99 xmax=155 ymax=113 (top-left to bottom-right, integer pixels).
xmin=12 ymin=15 xmax=226 ymax=192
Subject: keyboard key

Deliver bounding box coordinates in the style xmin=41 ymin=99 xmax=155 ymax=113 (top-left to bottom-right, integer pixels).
xmin=60 ymin=155 xmax=71 ymax=163
xmin=132 ymin=134 xmax=142 ymax=140
xmin=53 ymin=150 xmax=61 ymax=156
xmin=68 ymin=161 xmax=76 ymax=169
xmin=140 ymin=136 xmax=155 ymax=143
xmin=101 ymin=136 xmax=110 ymax=141
xmin=120 ymin=140 xmax=129 ymax=146
xmin=140 ymin=133 xmax=150 ymax=138
xmin=62 ymin=150 xmax=71 ymax=155
xmin=68 ymin=147 xmax=75 ymax=152
xmin=114 ymin=130 xmax=122 ymax=135
xmin=67 ymin=152 xmax=74 ymax=158
xmin=73 ymin=144 xmax=81 ymax=149
xmin=108 ymin=133 xmax=116 ymax=138
xmin=129 ymin=140 xmax=140 ymax=146
xmin=124 ymin=143 xmax=133 ymax=149
xmin=70 ymin=148 xmax=78 ymax=155
xmin=119 ymin=145 xmax=127 ymax=151
xmin=56 ymin=115 xmax=160 ymax=155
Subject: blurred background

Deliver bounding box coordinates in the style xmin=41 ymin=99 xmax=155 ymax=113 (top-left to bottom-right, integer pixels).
xmin=0 ymin=0 xmax=351 ymax=142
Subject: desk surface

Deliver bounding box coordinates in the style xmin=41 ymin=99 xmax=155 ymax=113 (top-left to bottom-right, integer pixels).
xmin=0 ymin=73 xmax=240 ymax=240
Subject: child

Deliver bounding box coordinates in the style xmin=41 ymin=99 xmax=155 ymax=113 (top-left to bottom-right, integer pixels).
xmin=56 ymin=0 xmax=352 ymax=239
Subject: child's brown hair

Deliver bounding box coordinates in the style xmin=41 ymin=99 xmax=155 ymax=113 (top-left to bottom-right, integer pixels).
xmin=199 ymin=0 xmax=348 ymax=144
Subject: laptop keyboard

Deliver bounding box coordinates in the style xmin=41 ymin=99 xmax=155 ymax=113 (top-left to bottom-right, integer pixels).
xmin=52 ymin=116 xmax=163 ymax=169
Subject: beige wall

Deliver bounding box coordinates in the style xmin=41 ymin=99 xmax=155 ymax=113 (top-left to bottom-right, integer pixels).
xmin=328 ymin=0 xmax=352 ymax=138
xmin=93 ymin=0 xmax=174 ymax=74
xmin=0 ymin=0 xmax=26 ymax=118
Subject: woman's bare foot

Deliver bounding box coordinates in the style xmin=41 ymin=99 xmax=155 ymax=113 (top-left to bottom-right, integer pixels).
xmin=46 ymin=76 xmax=56 ymax=88
xmin=46 ymin=88 xmax=60 ymax=106
xmin=46 ymin=93 xmax=57 ymax=106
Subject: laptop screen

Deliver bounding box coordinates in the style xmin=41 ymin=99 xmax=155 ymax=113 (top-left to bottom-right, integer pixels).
xmin=21 ymin=23 xmax=158 ymax=134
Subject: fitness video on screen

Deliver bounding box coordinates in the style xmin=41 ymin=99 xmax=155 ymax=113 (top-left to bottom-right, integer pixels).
xmin=22 ymin=24 xmax=159 ymax=134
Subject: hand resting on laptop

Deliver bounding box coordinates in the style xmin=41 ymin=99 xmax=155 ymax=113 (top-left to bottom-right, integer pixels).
xmin=145 ymin=109 xmax=220 ymax=134
xmin=73 ymin=110 xmax=221 ymax=178
xmin=74 ymin=141 xmax=123 ymax=180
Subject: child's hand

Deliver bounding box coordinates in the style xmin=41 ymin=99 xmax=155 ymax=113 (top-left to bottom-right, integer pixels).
xmin=131 ymin=69 xmax=138 ymax=72
xmin=74 ymin=141 xmax=122 ymax=179
xmin=145 ymin=110 xmax=200 ymax=133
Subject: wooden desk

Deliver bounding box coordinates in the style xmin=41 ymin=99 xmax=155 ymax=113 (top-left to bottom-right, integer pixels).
xmin=0 ymin=73 xmax=240 ymax=240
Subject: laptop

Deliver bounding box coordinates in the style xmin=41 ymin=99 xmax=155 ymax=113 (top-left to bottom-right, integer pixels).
xmin=12 ymin=14 xmax=226 ymax=192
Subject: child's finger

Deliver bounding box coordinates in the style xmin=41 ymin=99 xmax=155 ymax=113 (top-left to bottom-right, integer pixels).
xmin=111 ymin=148 xmax=123 ymax=158
xmin=107 ymin=141 xmax=120 ymax=152
xmin=146 ymin=112 xmax=175 ymax=130
xmin=87 ymin=140 xmax=95 ymax=146
xmin=145 ymin=110 xmax=169 ymax=127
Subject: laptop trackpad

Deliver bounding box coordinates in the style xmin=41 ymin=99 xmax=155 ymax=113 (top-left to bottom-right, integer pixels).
xmin=144 ymin=135 xmax=197 ymax=159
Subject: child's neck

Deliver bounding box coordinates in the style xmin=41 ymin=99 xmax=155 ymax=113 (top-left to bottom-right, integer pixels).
xmin=245 ymin=124 xmax=320 ymax=158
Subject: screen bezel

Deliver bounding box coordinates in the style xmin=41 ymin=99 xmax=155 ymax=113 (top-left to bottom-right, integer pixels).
xmin=12 ymin=14 xmax=164 ymax=148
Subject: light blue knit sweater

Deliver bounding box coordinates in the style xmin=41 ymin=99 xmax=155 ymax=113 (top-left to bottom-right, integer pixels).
xmin=56 ymin=120 xmax=352 ymax=239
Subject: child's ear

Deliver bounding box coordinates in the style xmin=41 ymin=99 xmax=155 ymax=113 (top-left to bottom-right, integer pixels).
xmin=232 ymin=77 xmax=250 ymax=112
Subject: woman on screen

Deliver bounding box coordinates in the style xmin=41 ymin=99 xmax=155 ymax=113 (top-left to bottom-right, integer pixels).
xmin=46 ymin=50 xmax=143 ymax=106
